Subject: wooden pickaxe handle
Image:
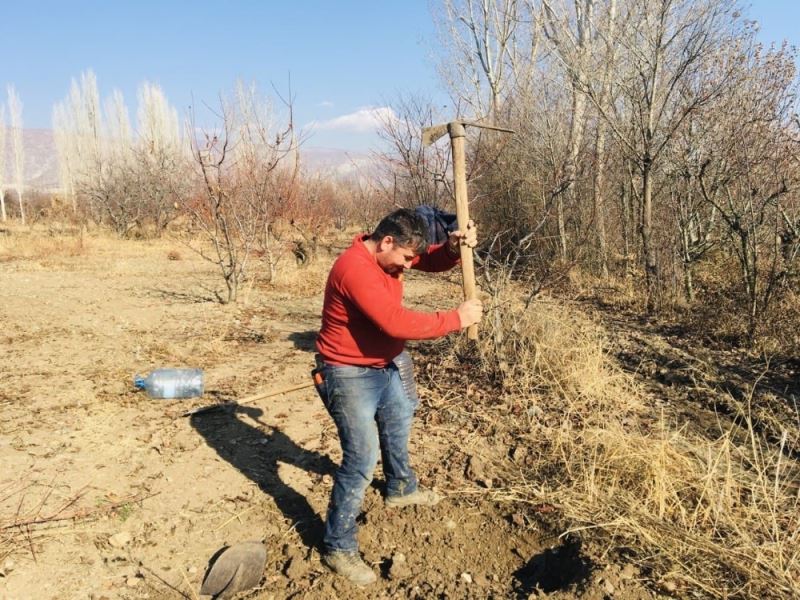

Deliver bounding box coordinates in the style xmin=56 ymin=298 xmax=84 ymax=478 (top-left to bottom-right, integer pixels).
xmin=448 ymin=122 xmax=478 ymax=340
xmin=236 ymin=380 xmax=315 ymax=406
xmin=182 ymin=380 xmax=315 ymax=417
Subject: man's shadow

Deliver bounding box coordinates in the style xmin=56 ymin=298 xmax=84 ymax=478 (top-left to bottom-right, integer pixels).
xmin=190 ymin=404 xmax=336 ymax=553
xmin=287 ymin=330 xmax=318 ymax=352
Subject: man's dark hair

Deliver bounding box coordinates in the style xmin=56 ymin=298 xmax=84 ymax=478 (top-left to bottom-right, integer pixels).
xmin=370 ymin=209 xmax=430 ymax=254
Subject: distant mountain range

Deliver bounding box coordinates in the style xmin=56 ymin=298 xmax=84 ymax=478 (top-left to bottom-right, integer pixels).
xmin=2 ymin=129 xmax=376 ymax=192
xmin=2 ymin=129 xmax=59 ymax=190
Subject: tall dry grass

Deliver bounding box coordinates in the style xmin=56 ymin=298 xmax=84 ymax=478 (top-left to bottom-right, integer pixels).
xmin=0 ymin=226 xmax=89 ymax=264
xmin=448 ymin=281 xmax=800 ymax=598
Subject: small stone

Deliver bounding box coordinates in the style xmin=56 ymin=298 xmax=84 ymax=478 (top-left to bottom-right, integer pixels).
xmin=511 ymin=445 xmax=529 ymax=462
xmin=465 ymin=455 xmax=492 ymax=487
xmin=118 ymin=566 xmax=137 ymax=579
xmin=460 ymin=572 xmax=473 ymax=584
xmin=187 ymin=566 xmax=198 ymax=575
xmin=108 ymin=531 xmax=132 ymax=548
xmin=445 ymin=519 xmax=457 ymax=530
xmin=388 ymin=552 xmax=410 ymax=580
xmin=621 ymin=563 xmax=636 ymax=580
xmin=126 ymin=576 xmax=139 ymax=587
xmin=526 ymin=404 xmax=543 ymax=418
xmin=662 ymin=580 xmax=677 ymax=593
xmin=1 ymin=558 xmax=15 ymax=575
xmin=603 ymin=578 xmax=615 ymax=594
xmin=284 ymin=556 xmax=307 ymax=580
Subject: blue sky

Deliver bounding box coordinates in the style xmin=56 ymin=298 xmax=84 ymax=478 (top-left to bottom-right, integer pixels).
xmin=1 ymin=1 xmax=798 ymax=152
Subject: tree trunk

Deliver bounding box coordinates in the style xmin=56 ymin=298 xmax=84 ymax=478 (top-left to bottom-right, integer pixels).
xmin=560 ymin=77 xmax=588 ymax=262
xmin=17 ymin=188 xmax=26 ymax=225
xmin=680 ymin=227 xmax=695 ymax=303
xmin=557 ymin=195 xmax=567 ymax=260
xmin=593 ymin=122 xmax=609 ymax=278
xmin=620 ymin=181 xmax=630 ymax=279
xmin=640 ymin=160 xmax=657 ymax=312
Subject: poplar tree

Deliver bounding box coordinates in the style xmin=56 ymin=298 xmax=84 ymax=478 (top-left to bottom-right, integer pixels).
xmin=105 ymin=89 xmax=133 ymax=164
xmin=7 ymin=86 xmax=25 ymax=224
xmin=52 ymin=103 xmax=77 ymax=211
xmin=52 ymin=70 xmax=104 ymax=212
xmin=0 ymin=105 xmax=6 ymax=222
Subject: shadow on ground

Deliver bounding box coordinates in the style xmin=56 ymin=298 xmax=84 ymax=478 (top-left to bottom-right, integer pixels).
xmin=288 ymin=330 xmax=318 ymax=352
xmin=513 ymin=536 xmax=593 ymax=598
xmin=146 ymin=286 xmax=218 ymax=304
xmin=190 ymin=404 xmax=336 ymax=552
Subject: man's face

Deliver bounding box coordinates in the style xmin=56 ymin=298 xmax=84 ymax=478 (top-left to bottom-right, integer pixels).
xmin=376 ymin=236 xmax=417 ymax=275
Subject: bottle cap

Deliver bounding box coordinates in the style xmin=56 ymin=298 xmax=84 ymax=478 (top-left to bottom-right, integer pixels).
xmin=133 ymin=375 xmax=145 ymax=390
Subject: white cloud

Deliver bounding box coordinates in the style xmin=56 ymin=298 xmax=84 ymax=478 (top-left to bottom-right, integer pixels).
xmin=310 ymin=106 xmax=398 ymax=134
xmin=318 ymin=100 xmax=334 ymax=108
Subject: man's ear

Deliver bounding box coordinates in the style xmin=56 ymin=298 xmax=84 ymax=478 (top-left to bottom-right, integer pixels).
xmin=379 ymin=235 xmax=395 ymax=251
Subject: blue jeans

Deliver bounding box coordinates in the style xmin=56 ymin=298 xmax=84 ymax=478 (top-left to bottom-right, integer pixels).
xmin=320 ymin=361 xmax=419 ymax=553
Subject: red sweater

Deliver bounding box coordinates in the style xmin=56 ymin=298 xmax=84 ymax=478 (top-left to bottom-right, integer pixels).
xmin=316 ymin=234 xmax=462 ymax=367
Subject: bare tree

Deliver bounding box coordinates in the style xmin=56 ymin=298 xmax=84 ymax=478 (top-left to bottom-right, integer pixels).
xmin=138 ymin=82 xmax=181 ymax=157
xmin=375 ymin=95 xmax=452 ymax=209
xmin=578 ymin=0 xmax=740 ymax=310
xmin=589 ymin=0 xmax=618 ymax=278
xmin=52 ymin=71 xmax=105 ymax=215
xmin=437 ymin=0 xmax=540 ymax=119
xmin=693 ymin=39 xmax=799 ymax=338
xmin=54 ymin=74 xmax=187 ymax=235
xmin=185 ymin=85 xmax=295 ymax=302
xmin=7 ymin=86 xmax=25 ymax=224
xmin=134 ymin=82 xmax=184 ymax=233
xmin=52 ymin=104 xmax=76 ymax=211
xmin=541 ymin=0 xmax=596 ymax=259
xmin=105 ymin=89 xmax=133 ymax=164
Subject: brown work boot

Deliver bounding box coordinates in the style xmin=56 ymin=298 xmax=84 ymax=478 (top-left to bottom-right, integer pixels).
xmin=385 ymin=486 xmax=441 ymax=508
xmin=322 ymin=551 xmax=377 ymax=586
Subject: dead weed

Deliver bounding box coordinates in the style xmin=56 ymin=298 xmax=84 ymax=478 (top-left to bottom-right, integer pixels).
xmin=420 ymin=281 xmax=800 ymax=599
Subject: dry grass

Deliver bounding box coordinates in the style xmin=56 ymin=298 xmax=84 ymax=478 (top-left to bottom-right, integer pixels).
xmin=443 ymin=282 xmax=800 ymax=598
xmin=263 ymin=249 xmax=336 ymax=298
xmin=0 ymin=228 xmax=90 ymax=263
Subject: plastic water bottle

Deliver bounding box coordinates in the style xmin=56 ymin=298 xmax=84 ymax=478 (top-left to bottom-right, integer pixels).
xmin=134 ymin=368 xmax=204 ymax=399
xmin=392 ymin=351 xmax=419 ymax=404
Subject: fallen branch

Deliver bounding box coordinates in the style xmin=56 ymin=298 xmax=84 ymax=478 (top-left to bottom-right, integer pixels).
xmin=1 ymin=491 xmax=159 ymax=532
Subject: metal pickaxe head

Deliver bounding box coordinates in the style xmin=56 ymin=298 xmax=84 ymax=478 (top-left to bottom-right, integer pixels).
xmin=422 ymin=123 xmax=450 ymax=146
xmin=422 ymin=119 xmax=515 ymax=146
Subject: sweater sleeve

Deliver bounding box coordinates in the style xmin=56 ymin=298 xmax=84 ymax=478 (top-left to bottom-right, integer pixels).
xmin=412 ymin=242 xmax=460 ymax=273
xmin=338 ymin=263 xmax=461 ymax=340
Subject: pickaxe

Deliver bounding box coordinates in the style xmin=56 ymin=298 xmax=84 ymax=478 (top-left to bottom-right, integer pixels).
xmin=422 ymin=119 xmax=514 ymax=340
